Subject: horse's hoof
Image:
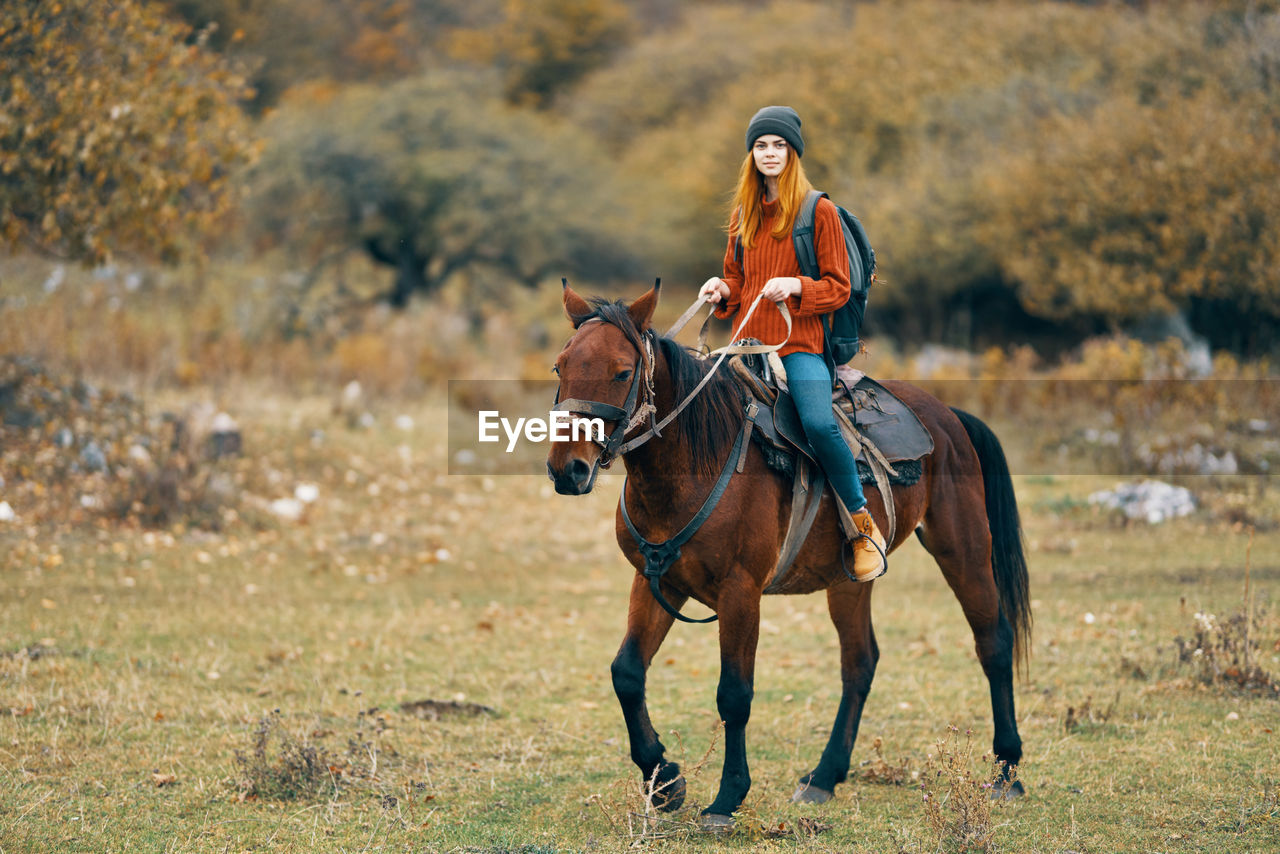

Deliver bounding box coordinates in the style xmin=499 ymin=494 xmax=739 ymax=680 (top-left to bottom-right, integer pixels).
xmin=698 ymin=813 xmax=734 ymax=833
xmin=651 ymin=774 xmax=686 ymax=813
xmin=791 ymin=783 xmax=834 ymax=804
xmin=990 ymin=779 xmax=1025 ymax=801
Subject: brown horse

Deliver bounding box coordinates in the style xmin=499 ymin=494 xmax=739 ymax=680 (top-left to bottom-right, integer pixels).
xmin=547 ymin=282 xmax=1030 ymax=826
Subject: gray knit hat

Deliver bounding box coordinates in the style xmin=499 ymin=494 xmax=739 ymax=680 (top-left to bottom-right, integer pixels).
xmin=745 ymin=105 xmax=804 ymax=158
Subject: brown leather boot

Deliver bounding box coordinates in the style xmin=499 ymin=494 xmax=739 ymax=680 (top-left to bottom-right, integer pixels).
xmin=849 ymin=508 xmax=887 ymax=581
xmin=836 ymin=501 xmax=887 ymax=582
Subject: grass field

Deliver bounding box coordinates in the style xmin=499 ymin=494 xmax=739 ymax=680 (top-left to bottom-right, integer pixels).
xmin=2 ymin=390 xmax=1278 ymax=853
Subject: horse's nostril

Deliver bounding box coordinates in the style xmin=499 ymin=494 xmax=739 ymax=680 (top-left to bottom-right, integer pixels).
xmin=567 ymin=458 xmax=590 ymax=482
xmin=549 ymin=457 xmax=595 ymax=495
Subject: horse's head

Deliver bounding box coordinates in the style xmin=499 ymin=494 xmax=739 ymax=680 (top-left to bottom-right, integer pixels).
xmin=546 ymin=282 xmax=660 ymax=495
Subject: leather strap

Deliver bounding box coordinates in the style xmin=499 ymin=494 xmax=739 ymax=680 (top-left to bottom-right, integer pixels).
xmin=764 ymin=459 xmax=827 ymax=595
xmin=618 ymin=291 xmax=790 ymax=456
xmin=620 ymin=402 xmax=759 ymax=624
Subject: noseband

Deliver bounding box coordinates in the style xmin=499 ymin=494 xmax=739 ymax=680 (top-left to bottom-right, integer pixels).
xmin=551 ymin=320 xmax=659 ymax=492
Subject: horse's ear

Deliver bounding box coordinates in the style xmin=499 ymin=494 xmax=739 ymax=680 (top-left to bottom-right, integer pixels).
xmin=627 ymin=279 xmax=661 ymax=332
xmin=562 ymin=279 xmax=592 ymax=328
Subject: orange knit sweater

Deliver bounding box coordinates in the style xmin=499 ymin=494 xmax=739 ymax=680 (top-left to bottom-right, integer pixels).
xmin=714 ymin=196 xmax=850 ymax=357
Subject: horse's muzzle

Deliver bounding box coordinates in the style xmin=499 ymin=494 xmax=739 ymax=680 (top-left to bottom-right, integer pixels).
xmin=547 ymin=457 xmax=596 ymax=495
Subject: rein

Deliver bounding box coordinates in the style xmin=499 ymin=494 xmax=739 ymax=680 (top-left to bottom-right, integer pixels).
xmin=553 ymin=289 xmax=791 ymax=624
xmin=619 ymin=290 xmax=790 ymax=454
xmin=552 ymin=290 xmax=790 ymax=489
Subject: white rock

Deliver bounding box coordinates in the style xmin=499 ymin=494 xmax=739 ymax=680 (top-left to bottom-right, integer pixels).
xmin=394 ymin=414 xmax=415 ymax=431
xmin=269 ymin=497 xmax=305 ymax=522
xmin=1088 ymin=479 xmax=1195 ymax=523
xmin=43 ymin=265 xmax=65 ymax=293
xmin=294 ymin=483 xmax=320 ymax=504
xmin=0 ymin=501 xmax=16 ymax=522
xmin=211 ymin=412 xmax=239 ymax=433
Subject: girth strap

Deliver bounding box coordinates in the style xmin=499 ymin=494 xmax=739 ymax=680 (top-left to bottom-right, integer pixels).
xmin=764 ymin=459 xmax=827 ymax=595
xmin=619 ymin=402 xmax=758 ymax=624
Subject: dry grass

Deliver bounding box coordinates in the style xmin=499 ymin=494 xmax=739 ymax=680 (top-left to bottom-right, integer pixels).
xmin=3 ymin=258 xmax=1280 ymax=851
xmin=918 ymin=727 xmax=1011 ymax=853
xmin=2 ymin=381 xmax=1277 ymax=852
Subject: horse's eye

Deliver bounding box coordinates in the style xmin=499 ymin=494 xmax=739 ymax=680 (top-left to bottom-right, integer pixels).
xmin=614 ymin=369 xmax=633 ymax=382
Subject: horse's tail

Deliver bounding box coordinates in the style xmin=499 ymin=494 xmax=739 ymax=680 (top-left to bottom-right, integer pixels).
xmin=950 ymin=407 xmax=1032 ymax=669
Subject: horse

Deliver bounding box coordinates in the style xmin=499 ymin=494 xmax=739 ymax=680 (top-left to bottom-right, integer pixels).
xmin=546 ymin=282 xmax=1030 ymax=828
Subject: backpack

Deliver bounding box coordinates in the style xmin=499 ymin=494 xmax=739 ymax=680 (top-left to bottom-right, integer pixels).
xmin=735 ymin=188 xmax=876 ymax=365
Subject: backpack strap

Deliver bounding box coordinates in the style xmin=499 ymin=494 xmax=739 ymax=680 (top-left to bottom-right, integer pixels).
xmin=791 ymin=189 xmax=826 ymax=280
xmin=791 ymin=189 xmax=839 ymax=369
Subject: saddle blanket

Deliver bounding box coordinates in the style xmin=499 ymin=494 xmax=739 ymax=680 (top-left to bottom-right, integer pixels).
xmin=755 ymin=442 xmax=923 ymax=485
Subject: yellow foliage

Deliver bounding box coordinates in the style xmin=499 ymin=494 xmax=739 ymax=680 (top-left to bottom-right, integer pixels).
xmin=335 ymin=333 xmax=393 ymax=390
xmin=0 ymin=0 xmax=257 ymax=265
xmin=983 ymin=82 xmax=1280 ymax=322
xmin=450 ymin=0 xmax=631 ymax=107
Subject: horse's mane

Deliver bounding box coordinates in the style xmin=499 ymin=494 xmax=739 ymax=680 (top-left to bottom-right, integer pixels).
xmin=576 ymin=298 xmax=745 ymax=477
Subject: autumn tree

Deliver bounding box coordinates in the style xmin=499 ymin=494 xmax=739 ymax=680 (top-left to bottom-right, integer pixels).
xmin=159 ymin=0 xmax=462 ymax=109
xmin=566 ymin=0 xmax=1277 ymax=350
xmin=251 ymin=72 xmax=651 ymax=307
xmin=0 ymin=0 xmax=256 ymax=265
xmin=980 ymin=83 xmax=1280 ymax=351
xmin=449 ymin=0 xmax=632 ymax=108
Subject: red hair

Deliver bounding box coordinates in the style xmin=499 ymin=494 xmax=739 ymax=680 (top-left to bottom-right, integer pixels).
xmin=727 ymin=147 xmax=814 ymax=250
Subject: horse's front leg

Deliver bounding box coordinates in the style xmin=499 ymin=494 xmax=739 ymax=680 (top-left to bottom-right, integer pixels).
xmin=702 ymin=573 xmax=762 ymax=826
xmin=611 ymin=573 xmax=685 ymax=811
xmin=794 ymin=581 xmax=878 ymax=803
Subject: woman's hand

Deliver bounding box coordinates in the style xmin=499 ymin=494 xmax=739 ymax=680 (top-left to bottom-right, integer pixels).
xmin=761 ymin=276 xmax=801 ymax=302
xmin=699 ymin=277 xmax=730 ymax=304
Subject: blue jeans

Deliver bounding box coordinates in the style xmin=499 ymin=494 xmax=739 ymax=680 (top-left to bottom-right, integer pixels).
xmin=780 ymin=351 xmax=866 ymax=512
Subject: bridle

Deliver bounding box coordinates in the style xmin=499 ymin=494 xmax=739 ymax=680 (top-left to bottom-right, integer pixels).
xmin=551 ymin=289 xmax=787 ymax=485
xmin=550 ymin=320 xmax=659 ymax=492
xmin=551 ymin=288 xmax=790 ymax=623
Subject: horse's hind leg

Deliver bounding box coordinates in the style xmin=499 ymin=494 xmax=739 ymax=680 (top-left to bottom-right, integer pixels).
xmin=919 ymin=519 xmax=1025 ymax=796
xmin=611 ymin=574 xmax=686 ymax=811
xmin=794 ymin=582 xmax=878 ymax=804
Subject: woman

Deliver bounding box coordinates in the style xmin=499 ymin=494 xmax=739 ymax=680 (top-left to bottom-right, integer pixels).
xmin=698 ymin=105 xmax=886 ymax=581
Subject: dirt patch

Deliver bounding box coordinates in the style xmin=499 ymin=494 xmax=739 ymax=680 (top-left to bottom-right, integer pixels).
xmin=399 ymin=699 xmax=498 ymax=720
xmin=2 ymin=642 xmax=60 ymax=660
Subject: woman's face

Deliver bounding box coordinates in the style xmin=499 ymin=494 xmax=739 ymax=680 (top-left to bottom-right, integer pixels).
xmin=752 ymin=134 xmax=789 ymax=179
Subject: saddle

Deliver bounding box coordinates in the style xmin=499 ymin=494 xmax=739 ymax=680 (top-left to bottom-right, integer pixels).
xmin=729 ymin=351 xmax=933 ymax=474
xmin=727 ymin=349 xmax=934 ymax=592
